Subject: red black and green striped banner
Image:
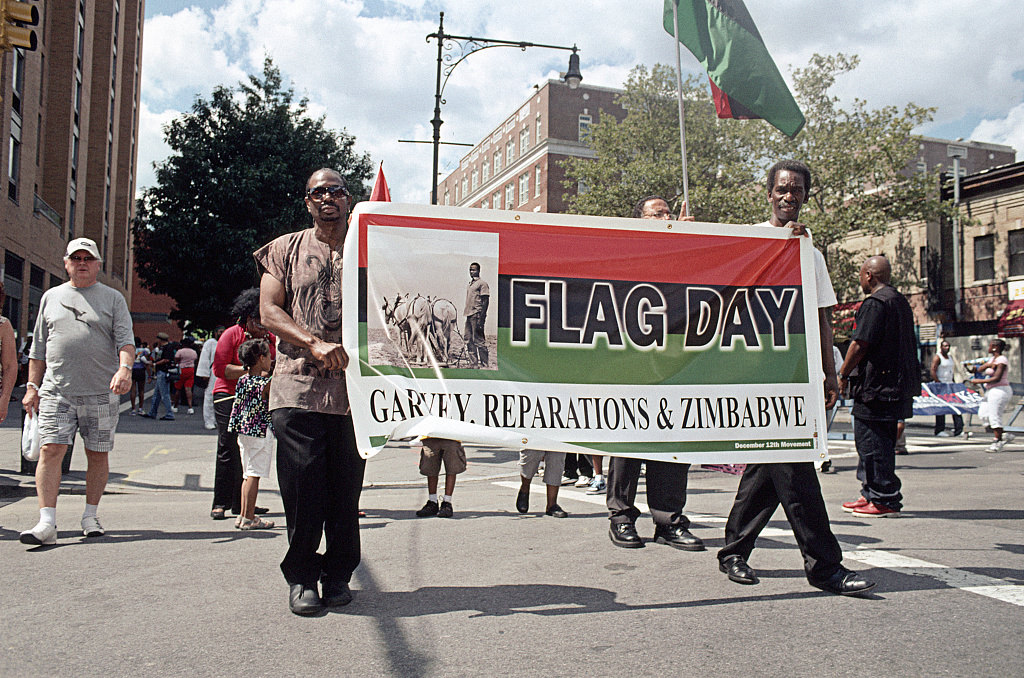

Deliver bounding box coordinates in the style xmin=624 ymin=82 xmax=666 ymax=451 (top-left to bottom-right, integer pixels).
xmin=343 ymin=203 xmax=828 ymax=464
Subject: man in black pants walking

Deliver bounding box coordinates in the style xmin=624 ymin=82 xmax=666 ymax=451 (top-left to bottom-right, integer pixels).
xmin=716 ymin=161 xmax=875 ymax=596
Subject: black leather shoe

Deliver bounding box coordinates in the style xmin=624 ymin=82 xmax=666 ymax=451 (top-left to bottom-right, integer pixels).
xmin=653 ymin=524 xmax=705 ymax=551
xmin=254 ymin=506 xmax=270 ymax=515
xmin=719 ymin=555 xmax=759 ymax=585
xmin=609 ymin=523 xmax=644 ymax=548
xmin=545 ymin=504 xmax=568 ymax=518
xmin=516 ymin=491 xmax=529 ymax=514
xmin=416 ymin=500 xmax=439 ymax=517
xmin=289 ymin=583 xmax=323 ymax=616
xmin=809 ymin=567 xmax=876 ymax=596
xmin=321 ymin=580 xmax=353 ymax=607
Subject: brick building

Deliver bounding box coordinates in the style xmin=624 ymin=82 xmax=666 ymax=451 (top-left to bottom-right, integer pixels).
xmin=1 ymin=0 xmax=144 ymax=345
xmin=437 ymin=79 xmax=626 ymax=212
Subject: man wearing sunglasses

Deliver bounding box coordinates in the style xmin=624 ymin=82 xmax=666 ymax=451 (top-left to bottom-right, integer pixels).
xmin=20 ymin=238 xmax=135 ymax=547
xmin=255 ymin=168 xmax=365 ymax=615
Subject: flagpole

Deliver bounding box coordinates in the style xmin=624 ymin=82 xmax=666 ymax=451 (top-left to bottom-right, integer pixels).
xmin=671 ymin=1 xmax=690 ymax=217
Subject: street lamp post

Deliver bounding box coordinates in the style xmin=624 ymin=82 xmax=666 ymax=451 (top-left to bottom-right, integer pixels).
xmin=426 ymin=11 xmax=582 ymax=205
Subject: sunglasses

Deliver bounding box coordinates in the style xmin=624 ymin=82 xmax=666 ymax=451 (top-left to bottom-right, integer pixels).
xmin=68 ymin=255 xmax=98 ymax=262
xmin=307 ymin=185 xmax=349 ymax=201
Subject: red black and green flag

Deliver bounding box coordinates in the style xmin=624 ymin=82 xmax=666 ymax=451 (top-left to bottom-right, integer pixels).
xmin=663 ymin=0 xmax=805 ymax=138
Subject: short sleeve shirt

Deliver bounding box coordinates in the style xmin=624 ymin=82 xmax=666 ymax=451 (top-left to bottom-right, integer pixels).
xmin=253 ymin=228 xmax=349 ymax=415
xmin=465 ymin=278 xmax=490 ymax=316
xmin=227 ymin=374 xmax=273 ymax=437
xmin=756 ymin=222 xmax=836 ymax=308
xmin=30 ymin=282 xmax=134 ymax=395
xmin=175 ymin=347 xmax=197 ymax=369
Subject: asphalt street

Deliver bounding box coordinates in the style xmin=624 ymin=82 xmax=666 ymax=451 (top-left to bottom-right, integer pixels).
xmin=1 ymin=393 xmax=1022 ymax=677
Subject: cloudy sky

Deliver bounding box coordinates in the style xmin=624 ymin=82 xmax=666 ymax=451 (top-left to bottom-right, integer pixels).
xmin=140 ymin=0 xmax=1024 ymax=203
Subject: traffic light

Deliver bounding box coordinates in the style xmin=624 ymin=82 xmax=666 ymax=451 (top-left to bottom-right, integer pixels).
xmin=0 ymin=0 xmax=39 ymax=53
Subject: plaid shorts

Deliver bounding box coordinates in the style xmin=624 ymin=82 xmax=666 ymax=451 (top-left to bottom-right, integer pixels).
xmin=37 ymin=389 xmax=120 ymax=452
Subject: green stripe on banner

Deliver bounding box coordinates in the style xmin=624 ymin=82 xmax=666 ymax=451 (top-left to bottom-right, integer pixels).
xmin=580 ymin=438 xmax=816 ymax=454
xmin=369 ymin=435 xmax=389 ymax=447
xmin=359 ymin=324 xmax=808 ymax=384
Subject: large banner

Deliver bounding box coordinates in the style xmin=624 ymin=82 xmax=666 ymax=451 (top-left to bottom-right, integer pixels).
xmin=342 ymin=203 xmax=828 ymax=464
xmin=913 ymin=382 xmax=983 ymax=416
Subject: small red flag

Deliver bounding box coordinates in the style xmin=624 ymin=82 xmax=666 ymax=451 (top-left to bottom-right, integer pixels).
xmin=370 ymin=162 xmax=391 ymax=202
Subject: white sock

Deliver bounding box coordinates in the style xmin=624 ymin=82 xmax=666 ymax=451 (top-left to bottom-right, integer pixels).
xmin=594 ymin=474 xmax=604 ymax=483
xmin=428 ymin=494 xmax=438 ymax=503
xmin=40 ymin=507 xmax=56 ymax=526
xmin=442 ymin=494 xmax=452 ymax=503
xmin=83 ymin=504 xmax=99 ymax=519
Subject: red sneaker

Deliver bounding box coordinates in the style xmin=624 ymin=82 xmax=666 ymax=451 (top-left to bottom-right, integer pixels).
xmin=841 ymin=497 xmax=869 ymax=513
xmin=852 ymin=502 xmax=900 ymax=518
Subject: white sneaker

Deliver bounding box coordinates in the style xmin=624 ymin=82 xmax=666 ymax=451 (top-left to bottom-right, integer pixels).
xmin=575 ymin=475 xmax=592 ymax=487
xmin=1004 ymin=433 xmax=1015 ymax=444
xmin=988 ymin=440 xmax=1006 ymax=453
xmin=187 ymin=408 xmax=195 ymax=415
xmin=204 ymin=423 xmax=217 ymax=430
xmin=935 ymin=431 xmax=952 ymax=437
xmin=129 ymin=409 xmax=137 ymax=416
xmin=171 ymin=406 xmax=179 ymax=413
xmin=20 ymin=522 xmax=57 ymax=546
xmin=82 ymin=516 xmax=105 ymax=537
xmin=586 ymin=477 xmax=607 ymax=494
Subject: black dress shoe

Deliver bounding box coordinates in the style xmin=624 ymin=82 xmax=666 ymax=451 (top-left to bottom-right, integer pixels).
xmin=545 ymin=504 xmax=568 ymax=518
xmin=609 ymin=523 xmax=644 ymax=548
xmin=516 ymin=491 xmax=529 ymax=514
xmin=653 ymin=524 xmax=705 ymax=551
xmin=719 ymin=555 xmax=759 ymax=585
xmin=289 ymin=583 xmax=323 ymax=616
xmin=321 ymin=580 xmax=353 ymax=607
xmin=254 ymin=506 xmax=270 ymax=515
xmin=809 ymin=567 xmax=876 ymax=596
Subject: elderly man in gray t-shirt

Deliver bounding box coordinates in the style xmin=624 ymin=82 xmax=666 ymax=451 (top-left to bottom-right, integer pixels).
xmin=20 ymin=238 xmax=134 ymax=547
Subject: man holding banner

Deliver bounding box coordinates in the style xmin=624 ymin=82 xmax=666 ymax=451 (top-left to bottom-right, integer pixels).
xmin=606 ymin=196 xmax=704 ymax=552
xmin=717 ymin=161 xmax=875 ymax=596
xmin=256 ymin=168 xmax=365 ymax=616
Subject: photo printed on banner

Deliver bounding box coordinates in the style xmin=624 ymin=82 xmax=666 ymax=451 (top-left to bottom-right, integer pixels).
xmin=368 ymin=224 xmax=498 ymax=370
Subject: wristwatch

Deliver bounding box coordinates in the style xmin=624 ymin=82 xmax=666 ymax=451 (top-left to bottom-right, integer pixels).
xmin=120 ymin=363 xmax=133 ymax=370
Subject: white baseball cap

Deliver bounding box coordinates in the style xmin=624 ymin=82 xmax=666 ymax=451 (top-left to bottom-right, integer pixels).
xmin=65 ymin=237 xmax=102 ymax=261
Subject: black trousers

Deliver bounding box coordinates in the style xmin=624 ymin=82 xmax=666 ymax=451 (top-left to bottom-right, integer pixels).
xmin=563 ymin=453 xmax=594 ymax=479
xmin=854 ymin=418 xmax=903 ymax=510
xmin=273 ymin=408 xmax=365 ymax=586
xmin=718 ymin=462 xmax=842 ymax=581
xmin=212 ymin=396 xmax=241 ymax=513
xmin=607 ymin=456 xmax=690 ymax=529
xmin=934 ymin=413 xmax=963 ymax=435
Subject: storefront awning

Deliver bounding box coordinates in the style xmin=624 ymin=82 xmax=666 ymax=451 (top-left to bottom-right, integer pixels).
xmin=997 ymin=299 xmax=1024 ymax=337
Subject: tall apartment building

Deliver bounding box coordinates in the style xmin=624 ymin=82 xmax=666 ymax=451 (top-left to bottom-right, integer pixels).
xmin=1 ymin=0 xmax=144 ymax=343
xmin=437 ymin=79 xmax=626 ymax=213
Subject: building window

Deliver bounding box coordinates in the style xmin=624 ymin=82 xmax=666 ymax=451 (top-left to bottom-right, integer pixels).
xmin=493 ymin=150 xmax=502 ymax=174
xmin=481 ymin=198 xmax=488 ymax=209
xmin=505 ymin=184 xmax=514 ymax=209
xmin=518 ymin=173 xmax=529 ymax=205
xmin=916 ymin=160 xmax=927 ymax=175
xmin=536 ymin=113 xmax=542 ymax=144
xmin=919 ymin=246 xmax=928 ymax=282
xmin=11 ymin=48 xmax=26 ymax=115
xmin=1010 ymin=229 xmax=1024 ymax=277
xmin=481 ymin=160 xmax=490 ymax=183
xmin=578 ymin=114 xmax=592 ymax=142
xmin=461 ymin=177 xmax=468 ymax=199
xmin=471 ymin=169 xmax=479 ymax=191
xmin=506 ymin=140 xmax=514 ymax=166
xmin=493 ymin=191 xmax=501 ymax=209
xmin=8 ymin=132 xmax=22 ymax=202
xmin=520 ymin=127 xmax=530 ymax=155
xmin=974 ymin=234 xmax=995 ymax=281
xmin=535 ymin=166 xmax=542 ymax=197
xmin=444 ymin=189 xmax=450 ymax=206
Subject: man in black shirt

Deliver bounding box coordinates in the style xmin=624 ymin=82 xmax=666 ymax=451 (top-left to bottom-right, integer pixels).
xmin=838 ymin=256 xmax=920 ymax=518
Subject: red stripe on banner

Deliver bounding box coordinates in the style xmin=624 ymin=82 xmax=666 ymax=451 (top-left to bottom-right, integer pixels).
xmin=357 ymin=213 xmax=802 ymax=286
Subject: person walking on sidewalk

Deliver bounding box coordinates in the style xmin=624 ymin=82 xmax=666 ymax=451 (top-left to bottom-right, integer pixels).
xmin=143 ymin=332 xmax=176 ymax=420
xmin=227 ymin=338 xmax=276 ymax=530
xmin=20 ymin=238 xmax=134 ymax=546
xmin=256 ymin=168 xmax=365 ymax=616
xmin=196 ymin=326 xmax=224 ymax=430
xmin=970 ymin=338 xmax=1015 ymax=452
xmin=838 ymin=255 xmax=920 ymax=518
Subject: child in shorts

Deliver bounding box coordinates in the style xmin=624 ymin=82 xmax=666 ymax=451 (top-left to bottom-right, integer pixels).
xmin=228 ymin=338 xmax=275 ymax=530
xmin=415 ymin=437 xmax=467 ymax=518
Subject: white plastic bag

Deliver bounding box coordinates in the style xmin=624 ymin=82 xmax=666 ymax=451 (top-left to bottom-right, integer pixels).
xmin=22 ymin=411 xmax=40 ymax=462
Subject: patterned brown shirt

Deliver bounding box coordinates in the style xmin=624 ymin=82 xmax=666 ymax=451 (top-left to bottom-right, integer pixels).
xmin=253 ymin=228 xmax=349 ymax=415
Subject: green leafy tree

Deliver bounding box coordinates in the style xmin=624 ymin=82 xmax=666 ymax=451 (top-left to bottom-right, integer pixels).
xmin=134 ymin=58 xmax=373 ymax=330
xmin=563 ymin=55 xmax=947 ymax=300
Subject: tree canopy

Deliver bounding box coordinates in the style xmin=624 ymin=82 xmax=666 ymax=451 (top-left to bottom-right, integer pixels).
xmin=562 ymin=54 xmax=944 ymax=300
xmin=133 ymin=58 xmax=373 ymax=330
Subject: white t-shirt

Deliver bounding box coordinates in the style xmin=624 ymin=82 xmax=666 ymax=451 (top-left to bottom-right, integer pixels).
xmin=756 ymin=222 xmax=836 ymax=308
xmin=196 ymin=337 xmax=218 ymax=378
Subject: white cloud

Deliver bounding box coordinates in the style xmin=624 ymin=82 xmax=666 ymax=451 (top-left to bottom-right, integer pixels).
xmin=135 ymin=102 xmax=180 ymax=192
xmin=137 ymin=0 xmax=1024 ymax=202
xmin=971 ymin=104 xmax=1024 ymax=157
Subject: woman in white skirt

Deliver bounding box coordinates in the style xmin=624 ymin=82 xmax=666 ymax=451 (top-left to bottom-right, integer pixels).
xmin=971 ymin=338 xmax=1014 ymax=452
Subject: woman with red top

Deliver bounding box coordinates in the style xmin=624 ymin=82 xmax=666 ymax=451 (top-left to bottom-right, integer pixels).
xmin=210 ymin=289 xmax=275 ymax=520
